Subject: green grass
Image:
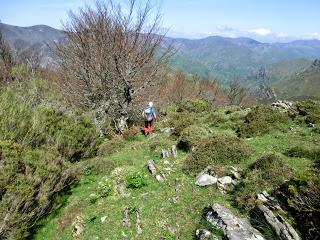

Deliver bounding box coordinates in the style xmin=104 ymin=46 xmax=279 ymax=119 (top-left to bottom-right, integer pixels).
xmin=30 ymin=104 xmax=320 ymax=240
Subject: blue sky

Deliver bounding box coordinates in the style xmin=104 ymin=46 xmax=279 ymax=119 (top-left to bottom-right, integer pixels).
xmin=1 ymin=0 xmax=320 ymax=42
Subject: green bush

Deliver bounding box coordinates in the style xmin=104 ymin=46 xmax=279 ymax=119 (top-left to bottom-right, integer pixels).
xmin=0 ymin=141 xmax=76 ymax=239
xmin=182 ymin=134 xmax=252 ymax=174
xmin=177 ymin=99 xmax=210 ymax=113
xmin=178 ymin=125 xmax=209 ymax=151
xmin=235 ymin=153 xmax=293 ymax=209
xmin=97 ymin=138 xmax=125 ymax=156
xmin=237 ymin=105 xmax=289 ymax=137
xmin=284 ymin=145 xmax=320 ymax=161
xmin=296 ymin=100 xmax=320 ymax=124
xmin=277 ymin=171 xmax=320 ymax=240
xmin=168 ymin=111 xmax=197 ymax=136
xmin=126 ymin=171 xmax=148 ymax=189
xmin=82 ymin=157 xmax=116 ymax=175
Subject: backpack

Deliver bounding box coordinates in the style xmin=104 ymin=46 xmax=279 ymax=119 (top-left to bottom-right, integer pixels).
xmin=144 ymin=107 xmax=154 ymax=121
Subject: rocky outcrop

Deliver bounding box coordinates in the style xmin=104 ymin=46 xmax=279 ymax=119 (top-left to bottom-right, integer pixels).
xmin=72 ymin=215 xmax=85 ymax=238
xmin=255 ymin=205 xmax=300 ymax=240
xmin=196 ymin=229 xmax=215 ymax=240
xmin=204 ymin=203 xmax=265 ymax=240
xmin=196 ymin=174 xmax=217 ymax=186
xmin=147 ymin=160 xmax=165 ymax=182
xmin=161 ymin=145 xmax=178 ymax=159
xmin=271 ymin=100 xmax=293 ymax=111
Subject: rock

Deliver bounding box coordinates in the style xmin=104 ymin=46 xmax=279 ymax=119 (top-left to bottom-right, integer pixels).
xmin=123 ymin=206 xmax=131 ymax=227
xmin=160 ymin=127 xmax=173 ymax=133
xmin=196 ymin=229 xmax=212 ymax=240
xmin=136 ymin=210 xmax=142 ymax=235
xmin=230 ymin=170 xmax=241 ymax=180
xmin=196 ymin=174 xmax=218 ymax=186
xmin=255 ymin=205 xmax=300 ymax=240
xmin=100 ymin=216 xmax=107 ymax=223
xmin=171 ymin=145 xmax=178 ymax=158
xmin=72 ymin=215 xmax=85 ymax=238
xmin=205 ymin=203 xmax=265 ymax=240
xmin=161 ymin=149 xmax=170 ymax=158
xmin=175 ymin=178 xmax=182 ymax=192
xmin=271 ymin=100 xmax=293 ymax=111
xmin=147 ymin=160 xmax=165 ymax=182
xmin=217 ymin=176 xmax=232 ymax=185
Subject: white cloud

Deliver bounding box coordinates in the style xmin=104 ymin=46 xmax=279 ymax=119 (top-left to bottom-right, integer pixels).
xmin=248 ymin=28 xmax=272 ymax=36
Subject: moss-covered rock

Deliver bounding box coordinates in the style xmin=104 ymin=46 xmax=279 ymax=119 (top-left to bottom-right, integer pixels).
xmin=178 ymin=124 xmax=209 ymax=151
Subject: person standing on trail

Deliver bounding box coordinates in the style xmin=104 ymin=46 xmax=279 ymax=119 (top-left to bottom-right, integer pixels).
xmin=142 ymin=102 xmax=157 ymax=136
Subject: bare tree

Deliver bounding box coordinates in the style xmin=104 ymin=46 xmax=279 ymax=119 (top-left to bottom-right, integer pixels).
xmin=0 ymin=29 xmax=13 ymax=85
xmin=227 ymin=78 xmax=248 ymax=105
xmin=17 ymin=47 xmax=42 ymax=76
xmin=55 ymin=0 xmax=172 ymax=133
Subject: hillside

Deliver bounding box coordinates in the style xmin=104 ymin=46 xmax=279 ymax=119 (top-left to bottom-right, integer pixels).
xmin=168 ymin=36 xmax=320 ymax=85
xmin=275 ymin=59 xmax=320 ymax=100
xmin=27 ymin=100 xmax=320 ymax=240
xmin=2 ymin=22 xmax=320 ymax=87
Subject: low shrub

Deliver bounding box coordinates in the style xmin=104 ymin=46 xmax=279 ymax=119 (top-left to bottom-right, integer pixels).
xmin=97 ymin=138 xmax=125 ymax=156
xmin=277 ymin=172 xmax=320 ymax=239
xmin=178 ymin=125 xmax=209 ymax=151
xmin=122 ymin=126 xmax=140 ymax=141
xmin=126 ymin=171 xmax=148 ymax=189
xmin=235 ymin=153 xmax=293 ymax=209
xmin=284 ymin=145 xmax=320 ymax=161
xmin=82 ymin=157 xmax=116 ymax=175
xmin=237 ymin=105 xmax=289 ymax=137
xmin=177 ymin=99 xmax=210 ymax=113
xmin=182 ymin=134 xmax=252 ymax=174
xmin=168 ymin=112 xmax=197 ymax=136
xmin=296 ymin=100 xmax=320 ymax=124
xmin=0 ymin=141 xmax=77 ymax=239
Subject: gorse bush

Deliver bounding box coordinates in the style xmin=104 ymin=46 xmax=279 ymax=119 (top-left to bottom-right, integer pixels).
xmin=178 ymin=124 xmax=209 ymax=151
xmin=0 ymin=87 xmax=98 ymax=238
xmin=277 ymin=172 xmax=320 ymax=240
xmin=296 ymin=100 xmax=320 ymax=124
xmin=182 ymin=134 xmax=252 ymax=174
xmin=0 ymin=141 xmax=77 ymax=239
xmin=0 ymin=89 xmax=98 ymax=161
xmin=177 ymin=99 xmax=210 ymax=113
xmin=168 ymin=111 xmax=197 ymax=136
xmin=235 ymin=153 xmax=293 ymax=209
xmin=284 ymin=145 xmax=320 ymax=161
xmin=97 ymin=138 xmax=125 ymax=156
xmin=237 ymin=105 xmax=289 ymax=137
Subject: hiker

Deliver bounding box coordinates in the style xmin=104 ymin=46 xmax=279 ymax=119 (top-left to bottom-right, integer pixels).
xmin=142 ymin=102 xmax=157 ymax=136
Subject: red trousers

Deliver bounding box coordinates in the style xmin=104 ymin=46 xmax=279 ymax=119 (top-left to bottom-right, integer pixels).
xmin=144 ymin=120 xmax=155 ymax=135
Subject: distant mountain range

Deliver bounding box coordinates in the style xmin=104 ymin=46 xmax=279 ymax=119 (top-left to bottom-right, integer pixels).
xmin=1 ymin=22 xmax=320 ymax=99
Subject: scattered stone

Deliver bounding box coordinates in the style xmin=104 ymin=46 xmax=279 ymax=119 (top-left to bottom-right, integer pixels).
xmin=136 ymin=210 xmax=142 ymax=235
xmin=255 ymin=205 xmax=300 ymax=240
xmin=271 ymin=100 xmax=293 ymax=111
xmin=196 ymin=229 xmax=212 ymax=240
xmin=121 ymin=231 xmax=128 ymax=238
xmin=308 ymin=122 xmax=315 ymax=128
xmin=72 ymin=215 xmax=85 ymax=238
xmin=123 ymin=206 xmax=131 ymax=227
xmin=161 ymin=149 xmax=170 ymax=158
xmin=160 ymin=127 xmax=173 ymax=133
xmin=175 ymin=178 xmax=182 ymax=192
xmin=217 ymin=176 xmax=232 ymax=185
xmin=171 ymin=145 xmax=178 ymax=158
xmin=170 ymin=196 xmax=179 ymax=204
xmin=117 ymin=179 xmax=129 ymax=197
xmin=147 ymin=160 xmax=165 ymax=182
xmin=196 ymin=174 xmax=218 ymax=186
xmin=230 ymin=170 xmax=241 ymax=180
xmin=205 ymin=203 xmax=265 ymax=240
xmin=164 ymin=160 xmax=171 ymax=165
xmin=100 ymin=216 xmax=107 ymax=223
